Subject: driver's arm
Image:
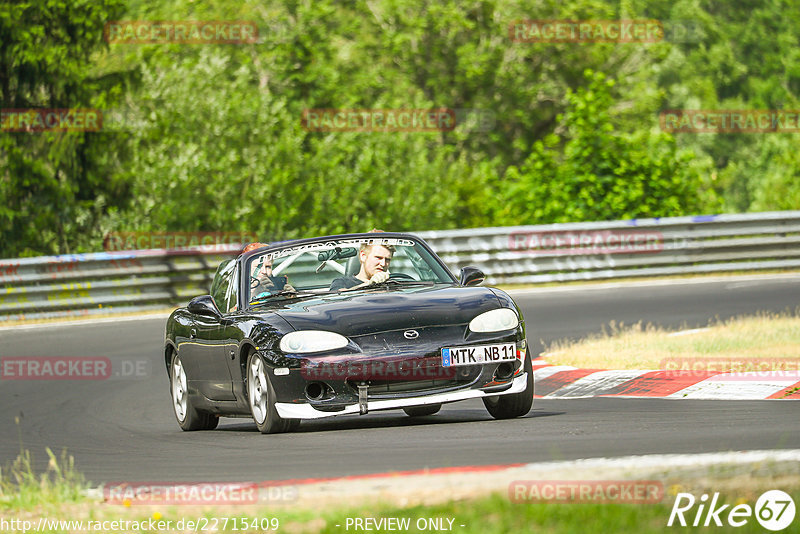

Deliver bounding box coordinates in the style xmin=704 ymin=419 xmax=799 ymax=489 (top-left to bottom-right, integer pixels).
xmin=336 ymin=271 xmax=390 ymax=292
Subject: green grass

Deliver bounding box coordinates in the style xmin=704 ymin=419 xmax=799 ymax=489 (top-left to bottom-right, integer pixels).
xmin=0 ymin=448 xmax=87 ymax=510
xmin=313 ymin=495 xmax=671 ymax=533
xmin=0 ymin=416 xmax=87 ymax=511
xmin=297 ymin=491 xmax=800 ymax=534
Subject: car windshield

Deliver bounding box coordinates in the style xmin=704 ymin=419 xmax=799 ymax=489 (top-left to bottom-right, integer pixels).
xmin=245 ymin=236 xmax=454 ymax=303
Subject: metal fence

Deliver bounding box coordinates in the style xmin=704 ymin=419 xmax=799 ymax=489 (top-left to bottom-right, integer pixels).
xmin=2 ymin=211 xmax=799 ymax=321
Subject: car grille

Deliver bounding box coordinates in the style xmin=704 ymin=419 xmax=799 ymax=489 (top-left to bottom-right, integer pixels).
xmin=345 ymin=365 xmax=480 ymax=397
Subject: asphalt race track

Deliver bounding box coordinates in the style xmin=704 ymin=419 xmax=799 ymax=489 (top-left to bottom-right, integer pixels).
xmin=1 ymin=274 xmax=798 ymax=485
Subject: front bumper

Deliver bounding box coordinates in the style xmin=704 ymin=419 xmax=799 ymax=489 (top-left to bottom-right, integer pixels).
xmin=274 ymin=371 xmax=528 ymax=419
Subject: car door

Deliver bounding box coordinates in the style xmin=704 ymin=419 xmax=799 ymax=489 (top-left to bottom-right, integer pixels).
xmin=190 ymin=315 xmax=235 ymax=400
xmin=188 ymin=259 xmax=238 ymax=401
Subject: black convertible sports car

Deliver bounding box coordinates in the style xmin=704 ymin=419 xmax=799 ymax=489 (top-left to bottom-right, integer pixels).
xmin=164 ymin=232 xmax=533 ymax=433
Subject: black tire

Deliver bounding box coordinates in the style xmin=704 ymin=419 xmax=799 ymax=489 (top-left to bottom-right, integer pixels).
xmin=403 ymin=404 xmax=442 ymax=417
xmin=205 ymin=414 xmax=220 ymax=430
xmin=246 ymin=351 xmax=295 ymax=434
xmin=483 ymin=350 xmax=534 ymax=420
xmin=170 ymin=351 xmax=219 ymax=431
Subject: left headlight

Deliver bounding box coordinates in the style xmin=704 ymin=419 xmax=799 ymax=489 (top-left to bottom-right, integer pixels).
xmin=280 ymin=330 xmax=349 ymax=353
xmin=469 ymin=308 xmax=519 ymax=333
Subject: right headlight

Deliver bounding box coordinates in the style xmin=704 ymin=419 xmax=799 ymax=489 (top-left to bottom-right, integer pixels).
xmin=468 ymin=308 xmax=519 ymax=333
xmin=280 ymin=330 xmax=349 ymax=353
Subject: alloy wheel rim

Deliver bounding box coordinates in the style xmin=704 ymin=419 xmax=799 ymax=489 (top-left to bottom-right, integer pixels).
xmin=172 ymin=358 xmax=187 ymax=421
xmin=249 ymin=357 xmax=268 ymax=424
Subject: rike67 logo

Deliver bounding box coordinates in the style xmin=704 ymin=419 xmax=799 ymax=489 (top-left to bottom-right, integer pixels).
xmin=668 ymin=490 xmax=795 ymax=531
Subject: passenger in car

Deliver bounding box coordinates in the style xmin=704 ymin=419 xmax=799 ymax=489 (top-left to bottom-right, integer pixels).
xmin=243 ymin=242 xmax=293 ymax=298
xmin=241 ymin=242 xmax=268 ymax=255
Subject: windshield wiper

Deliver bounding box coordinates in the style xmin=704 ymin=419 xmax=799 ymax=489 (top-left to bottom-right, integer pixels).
xmin=381 ymin=279 xmax=435 ymax=286
xmin=345 ymin=279 xmax=435 ymax=292
xmin=249 ymin=289 xmax=317 ymax=305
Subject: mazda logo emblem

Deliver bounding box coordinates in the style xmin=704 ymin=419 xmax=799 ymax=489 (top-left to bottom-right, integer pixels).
xmin=403 ymin=330 xmax=419 ymax=339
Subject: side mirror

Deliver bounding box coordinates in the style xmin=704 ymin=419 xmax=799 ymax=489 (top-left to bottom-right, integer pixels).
xmin=187 ymin=295 xmax=223 ymax=319
xmin=459 ymin=266 xmax=485 ymax=287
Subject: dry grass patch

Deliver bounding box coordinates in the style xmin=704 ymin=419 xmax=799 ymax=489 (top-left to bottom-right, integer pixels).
xmin=542 ymin=313 xmax=800 ymax=371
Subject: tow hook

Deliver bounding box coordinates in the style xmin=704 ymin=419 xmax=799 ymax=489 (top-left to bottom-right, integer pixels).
xmin=358 ymin=384 xmax=368 ymax=415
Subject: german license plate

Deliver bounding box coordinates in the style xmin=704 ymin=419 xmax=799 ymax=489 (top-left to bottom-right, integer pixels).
xmin=441 ymin=343 xmax=516 ymax=367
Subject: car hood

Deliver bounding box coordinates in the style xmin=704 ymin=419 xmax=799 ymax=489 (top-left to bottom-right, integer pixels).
xmin=268 ymin=285 xmax=502 ymax=336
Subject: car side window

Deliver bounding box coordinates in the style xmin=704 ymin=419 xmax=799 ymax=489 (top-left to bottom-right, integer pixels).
xmin=210 ymin=259 xmax=235 ymax=312
xmin=224 ymin=265 xmax=239 ymax=312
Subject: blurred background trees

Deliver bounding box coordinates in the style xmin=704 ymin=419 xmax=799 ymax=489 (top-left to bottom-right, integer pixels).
xmin=2 ymin=0 xmax=799 ymax=257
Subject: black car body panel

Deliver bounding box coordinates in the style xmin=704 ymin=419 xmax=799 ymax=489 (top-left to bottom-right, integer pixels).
xmin=270 ymin=285 xmax=501 ymax=334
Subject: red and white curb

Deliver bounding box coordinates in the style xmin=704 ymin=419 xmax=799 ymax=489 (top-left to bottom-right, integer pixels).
xmin=532 ymin=360 xmax=800 ymax=400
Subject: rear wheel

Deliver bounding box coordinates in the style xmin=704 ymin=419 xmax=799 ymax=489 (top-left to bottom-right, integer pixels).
xmin=246 ymin=351 xmax=295 ymax=434
xmin=483 ymin=350 xmax=534 ymax=420
xmin=403 ymin=404 xmax=442 ymax=417
xmin=170 ymin=352 xmax=219 ymax=431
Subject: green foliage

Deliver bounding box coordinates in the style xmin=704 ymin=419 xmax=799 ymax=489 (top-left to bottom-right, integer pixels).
xmin=2 ymin=0 xmax=799 ymax=257
xmin=640 ymin=0 xmax=800 ymax=213
xmin=0 ymin=0 xmax=130 ymax=257
xmin=498 ymin=70 xmax=717 ymax=224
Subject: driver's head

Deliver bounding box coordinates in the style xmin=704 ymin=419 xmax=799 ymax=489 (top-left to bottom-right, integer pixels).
xmin=358 ymin=243 xmax=394 ymax=279
xmin=254 ymin=256 xmax=274 ymax=279
xmin=243 ymin=242 xmax=272 ymax=279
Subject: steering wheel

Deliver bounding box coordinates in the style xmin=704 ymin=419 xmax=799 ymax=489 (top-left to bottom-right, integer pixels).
xmin=389 ymin=272 xmax=416 ymax=281
xmin=250 ymin=276 xmax=262 ymax=289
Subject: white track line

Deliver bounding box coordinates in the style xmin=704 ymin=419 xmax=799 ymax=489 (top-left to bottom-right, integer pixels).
xmin=508 ymin=272 xmax=800 ymax=295
xmin=518 ymin=449 xmax=800 ymax=472
xmin=668 ymin=372 xmax=800 ymax=399
xmin=0 ymin=312 xmax=172 ymax=331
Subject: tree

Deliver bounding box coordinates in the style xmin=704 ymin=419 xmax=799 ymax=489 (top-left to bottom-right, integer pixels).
xmin=0 ymin=0 xmax=129 ymax=257
xmin=498 ymin=70 xmax=716 ymax=224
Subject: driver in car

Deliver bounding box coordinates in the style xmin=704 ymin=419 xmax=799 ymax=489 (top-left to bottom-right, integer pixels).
xmin=330 ymin=242 xmax=394 ymax=291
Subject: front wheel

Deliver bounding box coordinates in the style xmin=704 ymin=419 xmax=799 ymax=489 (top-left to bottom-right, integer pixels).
xmin=246 ymin=351 xmax=295 ymax=434
xmin=483 ymin=350 xmax=534 ymax=420
xmin=170 ymin=352 xmax=219 ymax=431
